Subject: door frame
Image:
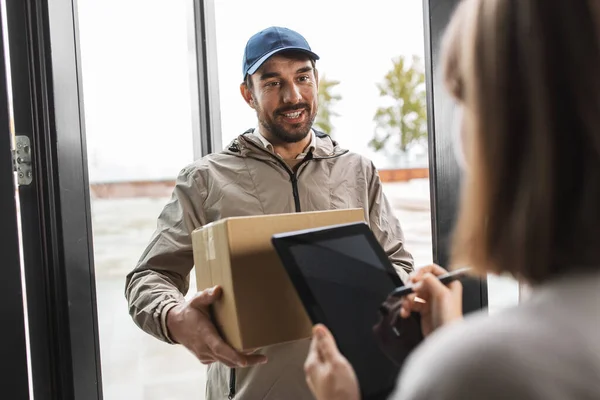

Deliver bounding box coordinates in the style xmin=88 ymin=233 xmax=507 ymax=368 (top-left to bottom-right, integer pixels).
xmin=423 ymin=0 xmax=488 ymax=313
xmin=0 ymin=1 xmax=30 ymax=397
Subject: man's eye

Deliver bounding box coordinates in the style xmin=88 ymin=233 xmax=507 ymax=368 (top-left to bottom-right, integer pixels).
xmin=266 ymin=81 xmax=280 ymax=87
xmin=298 ymin=76 xmax=310 ymax=82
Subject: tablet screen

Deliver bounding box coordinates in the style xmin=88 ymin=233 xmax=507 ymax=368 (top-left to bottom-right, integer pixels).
xmin=273 ymin=223 xmax=405 ymax=399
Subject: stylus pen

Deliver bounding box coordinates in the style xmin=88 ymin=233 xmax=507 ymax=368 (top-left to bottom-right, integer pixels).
xmin=389 ymin=267 xmax=473 ymax=299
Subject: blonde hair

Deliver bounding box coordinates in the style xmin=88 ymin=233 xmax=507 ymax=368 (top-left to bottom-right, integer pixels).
xmin=444 ymin=0 xmax=600 ymax=283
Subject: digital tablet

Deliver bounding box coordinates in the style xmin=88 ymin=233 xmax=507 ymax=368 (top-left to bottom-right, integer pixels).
xmin=272 ymin=222 xmax=409 ymax=399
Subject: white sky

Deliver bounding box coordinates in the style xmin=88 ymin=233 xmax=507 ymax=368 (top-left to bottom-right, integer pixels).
xmin=78 ymin=0 xmax=425 ymax=183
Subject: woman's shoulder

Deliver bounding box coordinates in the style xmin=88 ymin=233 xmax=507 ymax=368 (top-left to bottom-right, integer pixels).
xmin=395 ymin=273 xmax=600 ymax=400
xmin=394 ymin=307 xmax=546 ymax=399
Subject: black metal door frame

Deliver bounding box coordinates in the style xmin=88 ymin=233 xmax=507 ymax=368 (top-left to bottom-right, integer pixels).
xmin=0 ymin=1 xmax=30 ymax=397
xmin=4 ymin=0 xmax=102 ymax=398
xmin=423 ymin=0 xmax=488 ymax=313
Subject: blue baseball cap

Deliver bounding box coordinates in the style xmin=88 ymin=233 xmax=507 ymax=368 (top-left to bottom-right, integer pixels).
xmin=242 ymin=26 xmax=320 ymax=79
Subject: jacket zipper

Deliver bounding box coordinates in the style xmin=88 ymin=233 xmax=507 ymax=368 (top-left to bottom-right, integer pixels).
xmin=243 ymin=139 xmax=313 ymax=212
xmin=228 ymin=368 xmax=236 ymax=399
xmin=227 ymin=143 xmax=307 ymax=399
xmin=290 ymin=173 xmax=301 ymax=212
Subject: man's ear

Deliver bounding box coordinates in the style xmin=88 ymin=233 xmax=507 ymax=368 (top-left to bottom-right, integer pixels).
xmin=240 ymin=82 xmax=255 ymax=109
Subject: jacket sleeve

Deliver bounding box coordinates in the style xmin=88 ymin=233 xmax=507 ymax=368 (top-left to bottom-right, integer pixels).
xmin=367 ymin=162 xmax=414 ymax=283
xmin=124 ymin=165 xmax=207 ymax=343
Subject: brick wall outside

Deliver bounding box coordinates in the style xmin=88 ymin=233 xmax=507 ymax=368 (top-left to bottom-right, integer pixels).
xmin=89 ymin=168 xmax=429 ymax=199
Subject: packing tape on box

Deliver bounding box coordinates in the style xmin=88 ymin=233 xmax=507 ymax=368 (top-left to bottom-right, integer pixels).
xmin=207 ymin=229 xmax=215 ymax=261
xmin=201 ymin=229 xmax=216 ymax=261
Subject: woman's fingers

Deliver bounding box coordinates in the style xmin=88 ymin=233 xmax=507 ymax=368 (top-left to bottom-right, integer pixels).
xmin=314 ymin=325 xmax=339 ymax=362
xmin=409 ymin=264 xmax=448 ymax=283
xmin=306 ymin=325 xmax=323 ymax=367
xmin=399 ymin=295 xmax=428 ymax=318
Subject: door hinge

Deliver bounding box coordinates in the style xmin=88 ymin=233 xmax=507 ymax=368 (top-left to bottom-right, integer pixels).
xmin=12 ymin=135 xmax=32 ymax=186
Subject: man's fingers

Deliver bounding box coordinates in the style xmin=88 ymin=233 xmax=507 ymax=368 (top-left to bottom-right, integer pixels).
xmin=213 ymin=342 xmax=247 ymax=367
xmin=198 ymin=356 xmax=216 ymax=365
xmin=244 ymin=353 xmax=268 ymax=366
xmin=189 ymin=286 xmax=222 ymax=309
xmin=201 ymin=358 xmax=235 ymax=368
xmin=205 ymin=331 xmax=248 ymax=367
xmin=240 ymin=348 xmax=268 ymax=365
xmin=207 ymin=337 xmax=268 ymax=367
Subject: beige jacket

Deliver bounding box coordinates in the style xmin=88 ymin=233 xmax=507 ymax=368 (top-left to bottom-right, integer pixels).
xmin=125 ymin=130 xmax=414 ymax=399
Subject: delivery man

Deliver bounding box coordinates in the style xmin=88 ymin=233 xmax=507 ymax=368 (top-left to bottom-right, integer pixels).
xmin=125 ymin=26 xmax=414 ymax=399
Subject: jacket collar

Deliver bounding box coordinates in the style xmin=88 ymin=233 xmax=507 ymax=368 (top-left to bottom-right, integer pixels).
xmin=252 ymin=128 xmax=317 ymax=159
xmin=223 ymin=128 xmax=348 ymax=160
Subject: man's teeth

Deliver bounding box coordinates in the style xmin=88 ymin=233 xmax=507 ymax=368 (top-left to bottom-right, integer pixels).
xmin=284 ymin=111 xmax=302 ymax=118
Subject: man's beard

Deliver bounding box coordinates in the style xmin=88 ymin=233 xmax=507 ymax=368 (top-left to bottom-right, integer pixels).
xmin=256 ymin=103 xmax=317 ymax=144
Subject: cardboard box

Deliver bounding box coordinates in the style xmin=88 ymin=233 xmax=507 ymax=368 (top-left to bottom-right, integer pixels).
xmin=192 ymin=209 xmax=365 ymax=351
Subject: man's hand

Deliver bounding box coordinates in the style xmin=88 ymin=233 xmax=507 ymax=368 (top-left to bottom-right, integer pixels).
xmin=166 ymin=285 xmax=268 ymax=368
xmin=399 ymin=264 xmax=463 ymax=337
xmin=304 ymin=324 xmax=360 ymax=400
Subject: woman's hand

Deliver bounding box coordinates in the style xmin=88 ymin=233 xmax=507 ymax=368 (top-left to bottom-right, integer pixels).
xmin=304 ymin=324 xmax=360 ymax=400
xmin=399 ymin=264 xmax=464 ymax=337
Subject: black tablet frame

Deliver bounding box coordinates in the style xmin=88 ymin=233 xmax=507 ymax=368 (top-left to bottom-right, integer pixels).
xmin=272 ymin=222 xmax=404 ymax=324
xmin=272 ymin=222 xmax=406 ymax=398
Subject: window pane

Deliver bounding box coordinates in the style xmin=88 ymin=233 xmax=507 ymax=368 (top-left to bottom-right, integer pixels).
xmin=77 ymin=0 xmax=204 ymax=398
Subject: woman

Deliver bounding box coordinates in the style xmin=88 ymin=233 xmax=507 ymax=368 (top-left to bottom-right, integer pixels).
xmin=304 ymin=0 xmax=600 ymax=399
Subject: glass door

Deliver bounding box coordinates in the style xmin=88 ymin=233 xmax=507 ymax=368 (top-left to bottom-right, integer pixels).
xmin=77 ymin=0 xmax=205 ymax=396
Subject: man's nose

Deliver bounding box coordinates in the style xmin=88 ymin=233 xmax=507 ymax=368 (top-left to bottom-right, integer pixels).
xmin=282 ymin=83 xmax=302 ymax=104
